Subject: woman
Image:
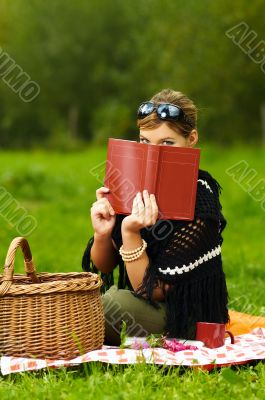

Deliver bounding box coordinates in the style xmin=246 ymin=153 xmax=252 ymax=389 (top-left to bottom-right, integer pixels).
xmin=82 ymin=88 xmax=230 ymax=345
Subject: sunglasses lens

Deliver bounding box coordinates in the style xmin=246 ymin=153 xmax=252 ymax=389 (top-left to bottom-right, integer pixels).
xmin=157 ymin=104 xmax=182 ymax=120
xmin=137 ymin=102 xmax=192 ymax=126
xmin=138 ymin=102 xmax=154 ymax=118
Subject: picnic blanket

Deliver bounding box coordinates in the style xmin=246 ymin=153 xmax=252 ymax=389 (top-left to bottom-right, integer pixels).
xmin=1 ymin=327 xmax=264 ymax=375
xmin=226 ymin=310 xmax=265 ymax=336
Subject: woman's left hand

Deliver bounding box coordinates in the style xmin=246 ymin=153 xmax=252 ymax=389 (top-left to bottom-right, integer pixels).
xmin=121 ymin=190 xmax=159 ymax=234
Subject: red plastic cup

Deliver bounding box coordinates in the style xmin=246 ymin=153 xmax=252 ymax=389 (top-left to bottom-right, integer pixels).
xmin=196 ymin=322 xmax=235 ymax=349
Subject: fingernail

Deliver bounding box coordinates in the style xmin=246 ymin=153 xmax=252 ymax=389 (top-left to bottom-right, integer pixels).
xmin=144 ymin=189 xmax=148 ymax=194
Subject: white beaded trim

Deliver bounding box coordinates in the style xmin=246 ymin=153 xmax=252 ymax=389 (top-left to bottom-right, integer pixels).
xmin=198 ymin=179 xmax=213 ymax=193
xmin=158 ymin=245 xmax=221 ymax=275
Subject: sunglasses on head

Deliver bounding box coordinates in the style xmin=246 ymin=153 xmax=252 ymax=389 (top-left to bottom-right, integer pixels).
xmin=137 ymin=101 xmax=194 ymax=128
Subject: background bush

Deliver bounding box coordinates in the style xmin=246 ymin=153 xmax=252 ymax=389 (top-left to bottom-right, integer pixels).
xmin=0 ymin=0 xmax=265 ymax=148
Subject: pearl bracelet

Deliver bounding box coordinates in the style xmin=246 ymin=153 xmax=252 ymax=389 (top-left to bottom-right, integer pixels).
xmin=119 ymin=239 xmax=147 ymax=262
xmin=119 ymin=240 xmax=145 ymax=255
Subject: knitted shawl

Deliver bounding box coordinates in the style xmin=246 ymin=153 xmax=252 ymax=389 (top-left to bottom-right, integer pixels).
xmin=82 ymin=169 xmax=230 ymax=339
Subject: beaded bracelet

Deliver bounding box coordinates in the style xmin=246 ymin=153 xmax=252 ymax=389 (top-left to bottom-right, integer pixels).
xmin=119 ymin=241 xmax=144 ymax=255
xmin=119 ymin=239 xmax=147 ymax=262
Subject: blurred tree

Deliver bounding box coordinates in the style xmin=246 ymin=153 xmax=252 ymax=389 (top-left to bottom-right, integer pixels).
xmin=0 ymin=0 xmax=264 ymax=147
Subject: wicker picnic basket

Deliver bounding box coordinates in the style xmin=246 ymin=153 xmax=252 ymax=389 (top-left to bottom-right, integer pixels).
xmin=0 ymin=237 xmax=104 ymax=360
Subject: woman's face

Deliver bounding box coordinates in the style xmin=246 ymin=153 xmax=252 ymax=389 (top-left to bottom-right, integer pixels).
xmin=139 ymin=123 xmax=198 ymax=148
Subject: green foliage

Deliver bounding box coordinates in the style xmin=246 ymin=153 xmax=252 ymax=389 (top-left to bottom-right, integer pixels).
xmin=0 ymin=0 xmax=265 ymax=148
xmin=119 ymin=320 xmax=128 ymax=349
xmin=0 ymin=361 xmax=264 ymax=399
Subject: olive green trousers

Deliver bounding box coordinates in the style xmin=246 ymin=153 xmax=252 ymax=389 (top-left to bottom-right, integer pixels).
xmin=102 ymin=285 xmax=167 ymax=346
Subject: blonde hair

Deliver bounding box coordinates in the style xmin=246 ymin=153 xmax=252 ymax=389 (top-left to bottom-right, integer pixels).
xmin=137 ymin=88 xmax=197 ymax=137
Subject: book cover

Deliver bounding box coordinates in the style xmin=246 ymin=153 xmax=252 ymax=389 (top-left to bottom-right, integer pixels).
xmin=103 ymin=138 xmax=200 ymax=220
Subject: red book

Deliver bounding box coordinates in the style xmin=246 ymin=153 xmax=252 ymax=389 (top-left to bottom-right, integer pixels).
xmin=104 ymin=138 xmax=200 ymax=220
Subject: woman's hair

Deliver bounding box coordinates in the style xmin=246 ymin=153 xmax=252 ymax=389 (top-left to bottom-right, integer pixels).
xmin=137 ymin=88 xmax=197 ymax=138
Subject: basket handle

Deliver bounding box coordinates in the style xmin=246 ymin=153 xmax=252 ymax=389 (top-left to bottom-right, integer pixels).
xmin=0 ymin=237 xmax=39 ymax=296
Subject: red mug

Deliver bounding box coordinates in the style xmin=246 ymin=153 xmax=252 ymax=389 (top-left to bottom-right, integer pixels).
xmin=196 ymin=322 xmax=235 ymax=349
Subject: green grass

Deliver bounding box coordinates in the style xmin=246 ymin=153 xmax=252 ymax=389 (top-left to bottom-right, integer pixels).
xmin=0 ymin=144 xmax=264 ymax=398
xmin=0 ymin=363 xmax=264 ymax=400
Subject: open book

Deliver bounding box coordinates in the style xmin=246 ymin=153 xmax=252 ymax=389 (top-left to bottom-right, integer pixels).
xmin=103 ymin=138 xmax=200 ymax=220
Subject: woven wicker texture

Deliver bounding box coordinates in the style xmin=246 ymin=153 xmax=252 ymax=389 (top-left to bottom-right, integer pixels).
xmin=0 ymin=237 xmax=104 ymax=360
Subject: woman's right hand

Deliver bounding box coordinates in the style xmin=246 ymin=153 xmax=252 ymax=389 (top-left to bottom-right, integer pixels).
xmin=90 ymin=187 xmax=116 ymax=237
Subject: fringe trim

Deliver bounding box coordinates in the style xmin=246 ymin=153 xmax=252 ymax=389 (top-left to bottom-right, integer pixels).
xmin=134 ymin=257 xmax=230 ymax=339
xmin=164 ymin=268 xmax=230 ymax=339
xmin=81 ymin=236 xmax=114 ymax=293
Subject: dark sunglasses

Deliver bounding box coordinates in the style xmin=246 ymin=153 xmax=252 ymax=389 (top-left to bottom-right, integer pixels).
xmin=137 ymin=101 xmax=194 ymax=128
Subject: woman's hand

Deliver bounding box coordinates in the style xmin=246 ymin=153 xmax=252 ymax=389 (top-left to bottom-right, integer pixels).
xmin=90 ymin=187 xmax=116 ymax=237
xmin=121 ymin=190 xmax=159 ymax=234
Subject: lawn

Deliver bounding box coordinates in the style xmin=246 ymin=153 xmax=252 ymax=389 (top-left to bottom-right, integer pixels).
xmin=0 ymin=144 xmax=264 ymax=399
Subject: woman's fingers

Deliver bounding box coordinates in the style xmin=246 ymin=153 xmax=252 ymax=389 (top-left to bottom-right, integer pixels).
xmin=133 ymin=190 xmax=158 ymax=226
xmin=91 ymin=197 xmax=115 ymax=218
xmin=96 ymin=186 xmax=110 ymax=200
xmin=142 ymin=190 xmax=152 ymax=223
xmin=94 ymin=188 xmax=115 ymax=216
xmin=150 ymin=193 xmax=158 ymax=224
xmin=91 ymin=202 xmax=110 ymax=219
xmin=131 ymin=196 xmax=138 ymax=215
xmin=136 ymin=192 xmax=145 ymax=217
xmin=98 ymin=197 xmax=115 ymax=215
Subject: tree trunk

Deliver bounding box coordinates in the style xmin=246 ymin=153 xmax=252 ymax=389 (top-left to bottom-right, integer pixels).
xmin=68 ymin=105 xmax=79 ymax=140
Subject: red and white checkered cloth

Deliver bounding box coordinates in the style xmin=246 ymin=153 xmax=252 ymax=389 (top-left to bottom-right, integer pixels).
xmin=1 ymin=328 xmax=264 ymax=375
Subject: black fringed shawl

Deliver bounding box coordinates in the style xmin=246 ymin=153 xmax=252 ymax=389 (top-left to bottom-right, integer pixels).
xmin=82 ymin=169 xmax=230 ymax=339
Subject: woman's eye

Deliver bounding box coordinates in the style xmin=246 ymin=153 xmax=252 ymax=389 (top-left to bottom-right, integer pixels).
xmin=162 ymin=141 xmax=174 ymax=145
xmin=140 ymin=138 xmax=149 ymax=143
